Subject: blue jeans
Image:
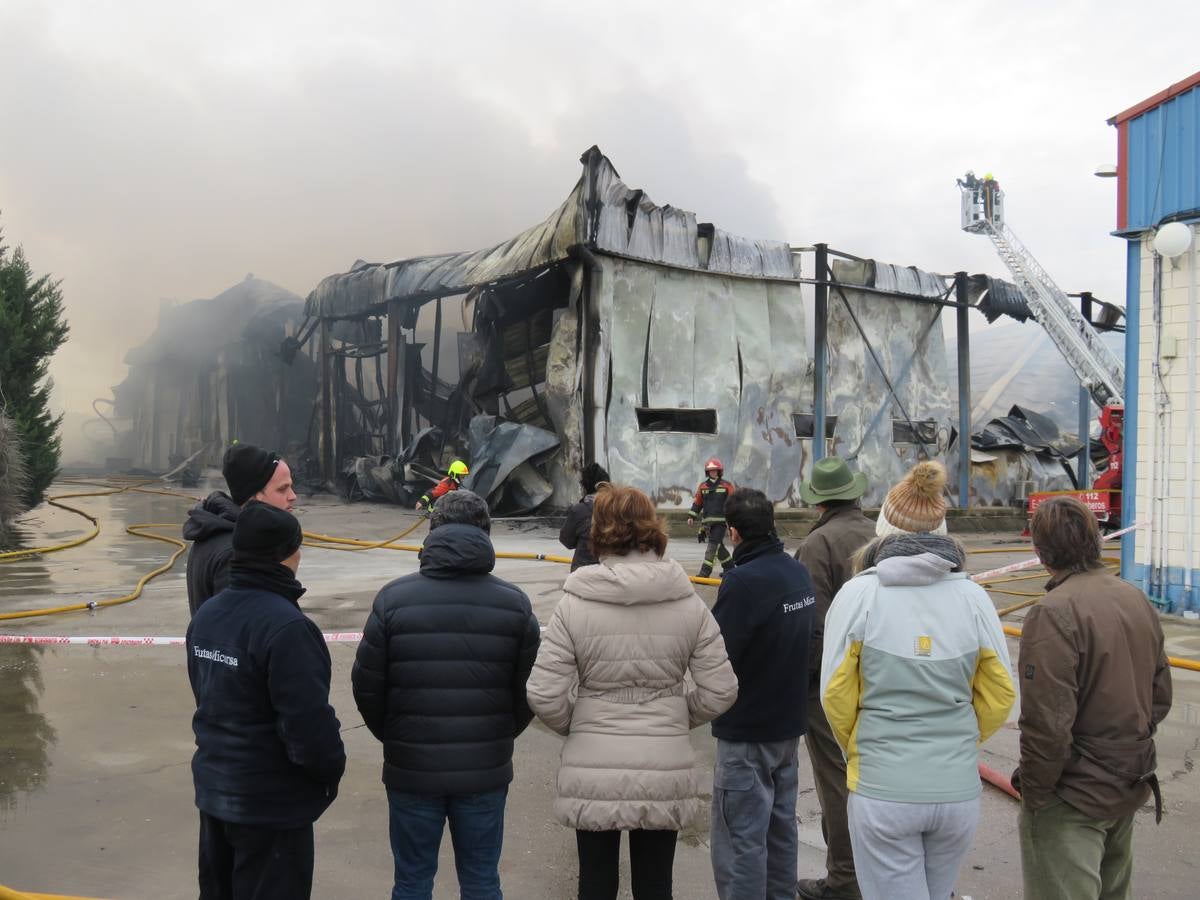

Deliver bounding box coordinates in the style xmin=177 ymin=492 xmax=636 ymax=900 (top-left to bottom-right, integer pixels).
xmin=387 ymin=786 xmax=508 ymax=900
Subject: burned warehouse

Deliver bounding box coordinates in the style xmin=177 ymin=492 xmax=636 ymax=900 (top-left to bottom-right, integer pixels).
xmin=109 ymin=276 xmax=315 ymax=475
xmin=295 ymin=147 xmax=1123 ymax=513
xmin=96 ymin=148 xmax=1124 ymax=513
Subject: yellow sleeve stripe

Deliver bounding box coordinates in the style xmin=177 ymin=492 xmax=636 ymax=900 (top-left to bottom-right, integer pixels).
xmin=972 ymin=647 xmax=1016 ymax=744
xmin=823 ymin=639 xmax=863 ymax=753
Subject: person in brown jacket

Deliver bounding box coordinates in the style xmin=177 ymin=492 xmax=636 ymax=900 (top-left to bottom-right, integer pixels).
xmin=1016 ymin=497 xmax=1173 ymax=900
xmin=527 ymin=484 xmax=738 ymax=900
xmin=794 ymin=457 xmax=875 ymax=900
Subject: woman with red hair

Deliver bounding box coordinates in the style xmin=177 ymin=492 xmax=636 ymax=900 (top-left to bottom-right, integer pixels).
xmin=528 ymin=484 xmax=738 ymax=900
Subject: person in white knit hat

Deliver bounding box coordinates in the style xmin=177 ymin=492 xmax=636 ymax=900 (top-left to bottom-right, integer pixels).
xmin=874 ymin=460 xmax=948 ymax=536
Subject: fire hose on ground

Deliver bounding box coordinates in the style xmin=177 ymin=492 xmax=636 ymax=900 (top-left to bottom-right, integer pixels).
xmin=0 ymin=883 xmax=105 ymax=900
xmin=2 ymin=482 xmax=1197 ymax=675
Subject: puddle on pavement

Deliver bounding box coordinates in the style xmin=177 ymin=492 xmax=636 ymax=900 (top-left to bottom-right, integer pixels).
xmin=0 ymin=483 xmax=193 ymax=614
xmin=0 ymin=644 xmax=56 ymax=816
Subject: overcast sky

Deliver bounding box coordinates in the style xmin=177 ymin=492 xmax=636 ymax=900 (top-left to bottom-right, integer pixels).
xmin=2 ymin=0 xmax=1197 ymax=418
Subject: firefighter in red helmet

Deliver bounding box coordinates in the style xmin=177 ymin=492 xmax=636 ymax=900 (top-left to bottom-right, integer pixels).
xmin=688 ymin=457 xmax=736 ymax=578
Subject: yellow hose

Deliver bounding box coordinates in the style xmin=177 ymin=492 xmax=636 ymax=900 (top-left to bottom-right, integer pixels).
xmin=2 ymin=481 xmax=1193 ymax=672
xmin=0 ymin=480 xmax=190 ymax=562
xmin=998 ymin=622 xmax=1200 ymax=673
xmin=302 ymin=514 xmax=427 ymax=551
xmin=301 ymin=527 xmax=710 ymax=578
xmin=0 ymin=886 xmax=108 ymax=900
xmin=0 ymin=502 xmax=99 ymax=561
xmin=0 ymin=522 xmax=187 ymax=622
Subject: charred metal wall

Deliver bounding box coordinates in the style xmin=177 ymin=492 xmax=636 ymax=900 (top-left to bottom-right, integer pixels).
xmin=826 ymin=260 xmax=957 ymax=508
xmin=592 ymin=255 xmax=811 ymax=508
xmin=303 ymin=143 xmax=1120 ymax=513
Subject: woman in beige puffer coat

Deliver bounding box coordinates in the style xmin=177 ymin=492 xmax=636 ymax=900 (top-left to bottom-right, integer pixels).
xmin=527 ymin=484 xmax=738 ymax=900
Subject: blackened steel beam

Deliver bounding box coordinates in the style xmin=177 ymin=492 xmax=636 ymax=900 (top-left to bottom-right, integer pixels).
xmin=386 ymin=301 xmax=402 ymax=454
xmin=955 ymin=272 xmax=972 ymax=508
xmin=319 ymin=319 xmax=333 ymax=481
xmin=431 ymin=297 xmax=443 ymax=400
xmin=813 ymin=244 xmax=829 ymax=463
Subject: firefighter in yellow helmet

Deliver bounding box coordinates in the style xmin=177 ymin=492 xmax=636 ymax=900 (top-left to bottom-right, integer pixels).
xmin=416 ymin=460 xmax=469 ymax=512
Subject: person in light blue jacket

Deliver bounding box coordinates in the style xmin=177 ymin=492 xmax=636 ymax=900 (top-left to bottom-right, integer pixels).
xmin=821 ymin=462 xmax=1015 ymax=900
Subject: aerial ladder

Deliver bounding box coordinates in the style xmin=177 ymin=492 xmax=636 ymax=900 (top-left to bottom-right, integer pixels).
xmin=957 ymin=172 xmax=1125 ymax=525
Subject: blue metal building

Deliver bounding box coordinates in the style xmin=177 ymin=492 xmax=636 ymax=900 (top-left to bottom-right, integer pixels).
xmin=1110 ymin=70 xmax=1200 ymax=611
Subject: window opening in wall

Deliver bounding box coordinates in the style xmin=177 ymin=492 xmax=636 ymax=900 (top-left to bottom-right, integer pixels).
xmin=636 ymin=407 xmax=718 ymax=434
xmin=892 ymin=419 xmax=938 ymax=445
xmin=793 ymin=413 xmax=838 ymax=439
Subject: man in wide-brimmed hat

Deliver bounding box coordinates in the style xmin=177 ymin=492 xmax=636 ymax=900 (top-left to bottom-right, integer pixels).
xmin=794 ymin=457 xmax=875 ymax=900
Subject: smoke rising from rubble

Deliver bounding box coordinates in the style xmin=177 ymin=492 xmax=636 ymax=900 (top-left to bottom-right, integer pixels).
xmin=1 ymin=0 xmax=1194 ymax=462
xmin=1 ymin=2 xmax=788 ymax=443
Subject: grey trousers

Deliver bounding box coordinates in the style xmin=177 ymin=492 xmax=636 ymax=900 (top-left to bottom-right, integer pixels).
xmin=710 ymin=738 xmax=799 ymax=900
xmin=846 ymin=792 xmax=978 ymax=900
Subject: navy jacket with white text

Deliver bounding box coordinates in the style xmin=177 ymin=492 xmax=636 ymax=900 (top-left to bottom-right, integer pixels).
xmin=711 ymin=535 xmax=815 ymax=742
xmin=187 ymin=565 xmax=345 ymax=828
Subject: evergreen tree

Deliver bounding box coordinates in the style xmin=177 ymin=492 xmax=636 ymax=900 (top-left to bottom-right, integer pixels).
xmin=0 ymin=224 xmax=70 ymax=509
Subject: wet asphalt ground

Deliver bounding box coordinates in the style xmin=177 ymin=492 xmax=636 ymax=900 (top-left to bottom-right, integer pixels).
xmin=2 ymin=481 xmax=1199 ymax=899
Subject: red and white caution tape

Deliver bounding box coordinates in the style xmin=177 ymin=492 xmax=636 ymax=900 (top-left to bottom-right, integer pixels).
xmin=0 ymin=632 xmax=365 ymax=647
xmin=971 ymin=520 xmax=1145 ymax=583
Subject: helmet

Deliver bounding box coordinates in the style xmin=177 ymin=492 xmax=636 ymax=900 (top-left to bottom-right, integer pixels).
xmin=704 ymin=457 xmax=723 ymax=473
xmin=448 ymin=460 xmax=469 ymax=478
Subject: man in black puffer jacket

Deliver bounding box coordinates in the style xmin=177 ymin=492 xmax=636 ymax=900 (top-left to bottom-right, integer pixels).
xmin=183 ymin=442 xmax=297 ymax=616
xmin=352 ymin=489 xmax=541 ymax=899
xmin=187 ymin=502 xmax=345 ymax=900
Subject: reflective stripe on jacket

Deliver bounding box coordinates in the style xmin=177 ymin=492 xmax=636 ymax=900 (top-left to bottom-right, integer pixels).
xmin=691 ymin=479 xmax=735 ymax=525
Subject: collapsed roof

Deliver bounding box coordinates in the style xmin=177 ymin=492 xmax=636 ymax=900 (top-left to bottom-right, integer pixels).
xmin=304 ymin=145 xmax=796 ymax=322
xmin=967 ymin=274 xmax=1125 ymax=329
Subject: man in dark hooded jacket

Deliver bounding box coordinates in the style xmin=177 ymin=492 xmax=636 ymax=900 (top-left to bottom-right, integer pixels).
xmin=558 ymin=461 xmax=609 ymax=571
xmin=187 ymin=501 xmax=345 ymax=900
xmin=351 ymin=489 xmax=541 ymax=899
xmin=710 ymin=488 xmax=815 ymax=900
xmin=183 ymin=442 xmax=297 ymax=616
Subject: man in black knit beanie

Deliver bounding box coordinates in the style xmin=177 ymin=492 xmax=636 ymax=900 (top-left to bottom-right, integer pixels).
xmin=182 ymin=442 xmax=298 ymax=616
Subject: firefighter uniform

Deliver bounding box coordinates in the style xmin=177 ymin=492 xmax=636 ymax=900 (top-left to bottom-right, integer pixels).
xmin=690 ymin=459 xmax=735 ymax=578
xmin=417 ymin=460 xmax=469 ymax=511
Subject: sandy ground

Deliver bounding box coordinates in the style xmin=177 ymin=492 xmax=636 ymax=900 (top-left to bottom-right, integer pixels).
xmin=2 ymin=481 xmax=1199 ymax=899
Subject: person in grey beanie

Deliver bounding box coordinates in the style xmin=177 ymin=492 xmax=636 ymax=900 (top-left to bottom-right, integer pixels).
xmin=352 ymin=490 xmax=541 ymax=899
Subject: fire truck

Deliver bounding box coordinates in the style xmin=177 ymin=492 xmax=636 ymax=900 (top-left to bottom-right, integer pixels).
xmin=957 ymin=173 xmax=1124 ymax=527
